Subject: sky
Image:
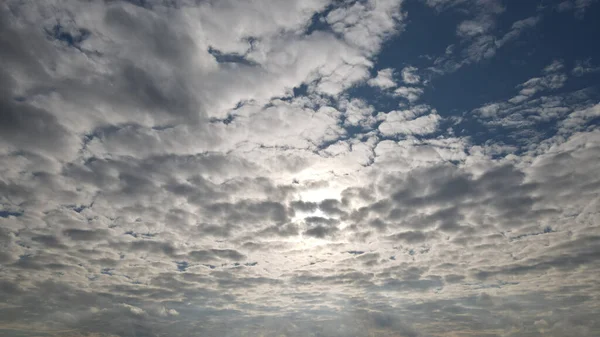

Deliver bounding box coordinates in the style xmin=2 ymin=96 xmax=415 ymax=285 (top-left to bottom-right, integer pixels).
xmin=0 ymin=0 xmax=600 ymax=336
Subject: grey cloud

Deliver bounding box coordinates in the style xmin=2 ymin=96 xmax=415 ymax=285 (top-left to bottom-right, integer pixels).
xmin=304 ymin=225 xmax=339 ymax=238
xmin=203 ymin=200 xmax=290 ymax=226
xmin=378 ymin=164 xmax=538 ymax=229
xmin=0 ymin=71 xmax=80 ymax=159
xmin=290 ymin=200 xmax=318 ymax=212
xmin=63 ymin=228 xmax=110 ymax=241
xmin=188 ymin=249 xmax=246 ymax=262
xmin=0 ymin=14 xmax=52 ymax=79
xmin=194 ymin=223 xmax=234 ymax=238
xmin=303 ymin=216 xmax=340 ymax=237
xmin=217 ymin=275 xmax=282 ymax=289
xmin=318 ymin=199 xmax=347 ymax=216
xmin=291 ymin=270 xmax=375 ymax=287
xmin=304 ymin=216 xmax=339 ymax=226
xmin=343 ymin=162 xmax=559 ymax=245
xmin=368 ymin=312 xmax=421 ymax=337
xmin=354 ymin=252 xmax=381 ymax=267
xmin=31 ymin=234 xmax=68 ymax=249
xmin=379 ymin=276 xmax=443 ymax=293
xmin=387 ymin=230 xmax=436 ymax=244
xmin=259 ymin=223 xmax=300 ymax=237
xmin=123 ymin=240 xmax=178 ymax=257
xmin=473 ymin=236 xmax=600 ymax=280
xmin=444 ymin=274 xmax=466 ymax=283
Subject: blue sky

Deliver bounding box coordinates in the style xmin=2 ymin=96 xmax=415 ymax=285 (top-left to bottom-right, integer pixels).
xmin=1 ymin=1 xmax=600 ymax=337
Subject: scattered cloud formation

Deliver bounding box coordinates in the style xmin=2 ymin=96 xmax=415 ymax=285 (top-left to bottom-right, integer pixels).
xmin=557 ymin=0 xmax=599 ymax=18
xmin=368 ymin=68 xmax=398 ymax=89
xmin=428 ymin=0 xmax=541 ymax=74
xmin=401 ymin=66 xmax=421 ymax=84
xmin=573 ymin=58 xmax=600 ymax=76
xmin=1 ymin=0 xmax=599 ymax=337
xmin=394 ymin=86 xmax=425 ymax=103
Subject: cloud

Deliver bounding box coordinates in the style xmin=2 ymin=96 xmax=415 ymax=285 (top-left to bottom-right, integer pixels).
xmin=367 ymin=68 xmax=397 ymax=89
xmin=543 ymin=59 xmax=565 ymax=74
xmin=326 ymin=0 xmax=405 ymax=52
xmin=557 ymin=0 xmax=599 ymax=18
xmin=121 ymin=303 xmax=146 ymax=316
xmin=401 ymin=66 xmax=421 ymax=84
xmin=473 ymin=61 xmax=577 ymax=137
xmin=393 ymin=86 xmax=425 ymax=103
xmin=456 ymin=18 xmax=495 ymax=38
xmin=495 ymin=15 xmax=541 ymax=48
xmin=1 ymin=0 xmax=600 ymax=336
xmin=509 ymin=73 xmax=567 ymax=103
xmin=431 ymin=13 xmax=540 ymax=73
xmin=378 ymin=107 xmax=441 ymax=136
xmin=572 ymin=58 xmax=600 ymax=76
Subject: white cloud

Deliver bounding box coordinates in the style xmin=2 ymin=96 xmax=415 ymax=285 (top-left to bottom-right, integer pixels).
xmin=456 ymin=18 xmax=494 ymax=38
xmin=543 ymin=59 xmax=565 ymax=74
xmin=559 ymin=103 xmax=600 ymax=133
xmin=572 ymin=59 xmax=600 ymax=76
xmin=339 ymin=98 xmax=377 ymax=127
xmin=378 ymin=106 xmax=441 ymax=136
xmin=367 ymin=68 xmax=397 ymax=89
xmin=394 ymin=86 xmax=425 ymax=103
xmin=496 ymin=15 xmax=541 ymax=48
xmin=433 ymin=15 xmax=540 ymax=73
xmin=401 ymin=66 xmax=421 ymax=84
xmin=326 ymin=0 xmax=405 ymax=52
xmin=506 ymin=62 xmax=569 ymax=103
xmin=121 ymin=303 xmax=146 ymax=316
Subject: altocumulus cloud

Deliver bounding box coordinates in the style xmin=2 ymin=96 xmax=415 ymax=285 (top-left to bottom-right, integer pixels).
xmin=1 ymin=0 xmax=600 ymax=336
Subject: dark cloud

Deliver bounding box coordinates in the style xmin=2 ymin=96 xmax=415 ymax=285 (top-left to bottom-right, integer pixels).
xmin=122 ymin=240 xmax=178 ymax=257
xmin=387 ymin=230 xmax=434 ymax=244
xmin=290 ymin=200 xmax=318 ymax=213
xmin=304 ymin=225 xmax=339 ymax=238
xmin=63 ymin=229 xmax=109 ymax=241
xmin=259 ymin=223 xmax=300 ymax=237
xmin=31 ymin=235 xmax=68 ymax=249
xmin=0 ymin=70 xmax=80 ymax=158
xmin=318 ymin=199 xmax=347 ymax=216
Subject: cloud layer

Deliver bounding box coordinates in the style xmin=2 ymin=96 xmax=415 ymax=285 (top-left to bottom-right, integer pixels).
xmin=1 ymin=0 xmax=599 ymax=336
